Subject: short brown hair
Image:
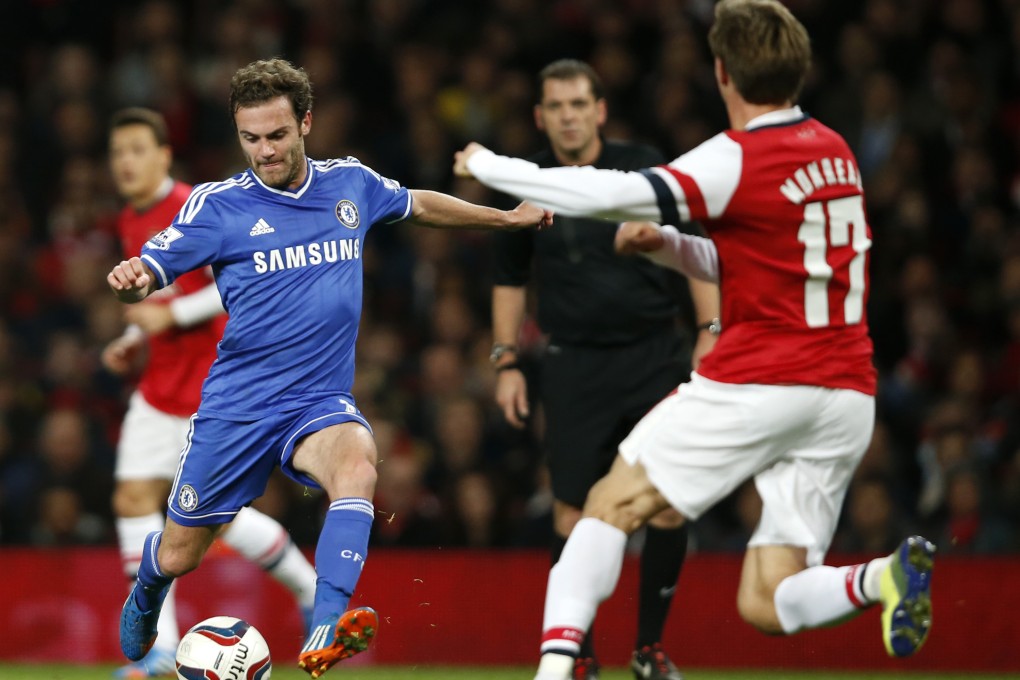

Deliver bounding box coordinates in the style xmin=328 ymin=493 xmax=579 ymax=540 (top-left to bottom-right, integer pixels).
xmin=537 ymin=59 xmax=605 ymax=103
xmin=109 ymin=107 xmax=169 ymax=146
xmin=228 ymin=58 xmax=314 ymax=124
xmin=707 ymin=0 xmax=811 ymax=105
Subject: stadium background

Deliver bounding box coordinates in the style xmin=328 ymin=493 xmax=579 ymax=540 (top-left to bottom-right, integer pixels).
xmin=0 ymin=0 xmax=1018 ymax=672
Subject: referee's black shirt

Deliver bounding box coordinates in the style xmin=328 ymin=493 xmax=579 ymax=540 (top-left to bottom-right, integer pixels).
xmin=491 ymin=139 xmax=689 ymax=347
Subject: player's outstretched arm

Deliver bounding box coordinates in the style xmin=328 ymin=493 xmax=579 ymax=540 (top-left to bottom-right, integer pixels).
xmin=108 ymin=257 xmax=158 ymax=303
xmin=454 ymin=142 xmax=661 ymax=221
xmin=407 ymin=189 xmax=553 ymax=231
xmin=615 ymin=222 xmax=720 ymax=283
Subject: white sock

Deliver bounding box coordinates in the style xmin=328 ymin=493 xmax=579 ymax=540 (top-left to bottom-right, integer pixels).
xmin=541 ymin=517 xmax=627 ymax=654
xmin=773 ymin=563 xmax=870 ymax=634
xmin=222 ymin=507 xmax=316 ymax=608
xmin=117 ymin=514 xmax=179 ymax=648
xmin=157 ymin=581 xmax=180 ymax=650
xmin=862 ymin=555 xmax=892 ymax=601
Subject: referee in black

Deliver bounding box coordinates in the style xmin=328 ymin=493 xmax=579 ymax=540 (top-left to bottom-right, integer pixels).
xmin=489 ymin=59 xmax=719 ymax=680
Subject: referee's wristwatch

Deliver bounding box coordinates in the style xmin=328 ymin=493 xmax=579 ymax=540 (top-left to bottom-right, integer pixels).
xmin=697 ymin=317 xmax=722 ymax=336
xmin=490 ymin=343 xmax=520 ymax=371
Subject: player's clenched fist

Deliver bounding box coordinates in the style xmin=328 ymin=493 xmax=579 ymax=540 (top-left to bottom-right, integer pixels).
xmin=614 ymin=221 xmax=665 ymax=255
xmin=453 ymin=141 xmax=488 ymax=178
xmin=107 ymin=257 xmax=155 ymax=303
xmin=510 ymin=201 xmax=554 ymax=231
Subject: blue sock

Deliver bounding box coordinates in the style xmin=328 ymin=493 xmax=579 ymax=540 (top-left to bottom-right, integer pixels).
xmin=312 ymin=498 xmax=374 ymax=623
xmin=133 ymin=531 xmax=173 ymax=612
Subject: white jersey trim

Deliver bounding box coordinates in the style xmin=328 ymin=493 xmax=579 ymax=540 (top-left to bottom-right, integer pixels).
xmin=744 ymin=105 xmax=806 ymax=130
xmin=180 ymin=176 xmax=254 ymax=224
xmin=662 ymin=133 xmax=743 ymax=220
xmin=141 ymin=253 xmax=170 ymax=289
xmin=315 ymin=157 xmax=412 ymax=223
xmin=384 ymin=192 xmax=414 ymax=223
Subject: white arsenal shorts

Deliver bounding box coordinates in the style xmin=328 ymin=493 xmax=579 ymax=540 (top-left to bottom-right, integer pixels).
xmin=115 ymin=391 xmax=192 ymax=481
xmin=620 ymin=372 xmax=874 ymax=565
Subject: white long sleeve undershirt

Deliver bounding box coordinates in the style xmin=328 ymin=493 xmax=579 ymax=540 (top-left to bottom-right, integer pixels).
xmin=466 ymin=149 xmax=662 ymax=221
xmin=169 ymin=283 xmax=225 ymax=328
xmin=636 ymin=224 xmax=720 ymax=283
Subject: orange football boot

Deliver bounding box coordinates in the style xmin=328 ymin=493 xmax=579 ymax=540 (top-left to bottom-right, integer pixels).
xmin=298 ymin=607 xmax=378 ymax=678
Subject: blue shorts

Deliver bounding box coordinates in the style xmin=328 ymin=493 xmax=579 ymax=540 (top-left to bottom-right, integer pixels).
xmin=167 ymin=395 xmax=371 ymax=526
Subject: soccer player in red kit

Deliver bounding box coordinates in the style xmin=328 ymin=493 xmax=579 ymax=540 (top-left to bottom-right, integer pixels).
xmin=104 ymin=107 xmax=317 ymax=679
xmin=454 ymin=1 xmax=934 ymax=677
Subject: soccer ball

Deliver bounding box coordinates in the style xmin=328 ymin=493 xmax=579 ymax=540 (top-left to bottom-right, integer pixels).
xmin=175 ymin=615 xmax=272 ymax=680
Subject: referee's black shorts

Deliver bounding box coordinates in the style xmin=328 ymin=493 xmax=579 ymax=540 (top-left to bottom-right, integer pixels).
xmin=539 ymin=328 xmax=690 ymax=508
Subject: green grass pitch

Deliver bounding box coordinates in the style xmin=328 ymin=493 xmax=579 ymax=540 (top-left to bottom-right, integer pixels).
xmin=0 ymin=666 xmax=1014 ymax=680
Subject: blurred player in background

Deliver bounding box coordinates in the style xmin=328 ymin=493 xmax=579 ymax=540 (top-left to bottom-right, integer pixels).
xmin=489 ymin=58 xmax=719 ymax=680
xmin=456 ymin=1 xmax=935 ymax=677
xmin=105 ymin=107 xmax=317 ymax=679
xmin=108 ymin=60 xmax=552 ymax=678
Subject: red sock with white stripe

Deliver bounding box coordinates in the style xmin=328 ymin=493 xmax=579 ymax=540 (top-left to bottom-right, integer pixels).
xmin=773 ymin=561 xmax=879 ymax=633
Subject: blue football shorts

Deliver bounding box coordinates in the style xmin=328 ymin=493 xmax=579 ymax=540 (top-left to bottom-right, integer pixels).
xmin=167 ymin=395 xmax=372 ymax=526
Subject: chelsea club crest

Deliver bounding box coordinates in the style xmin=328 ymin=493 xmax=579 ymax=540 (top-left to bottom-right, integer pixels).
xmin=335 ymin=200 xmax=360 ymax=229
xmin=178 ymin=484 xmax=199 ymax=512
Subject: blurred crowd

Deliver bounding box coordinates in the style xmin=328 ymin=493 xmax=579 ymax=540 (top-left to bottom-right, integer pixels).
xmin=1 ymin=0 xmax=1019 ymax=556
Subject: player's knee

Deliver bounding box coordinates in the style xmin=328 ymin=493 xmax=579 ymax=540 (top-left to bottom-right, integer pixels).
xmin=582 ymin=482 xmax=613 ymax=521
xmin=321 ymin=452 xmax=377 ymax=498
xmin=350 ymin=454 xmax=377 ymax=489
xmin=584 ymin=477 xmax=667 ymax=534
xmin=583 ymin=494 xmax=638 ymax=534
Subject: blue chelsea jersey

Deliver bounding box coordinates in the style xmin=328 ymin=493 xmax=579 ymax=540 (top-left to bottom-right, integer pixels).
xmin=140 ymin=157 xmax=413 ymax=419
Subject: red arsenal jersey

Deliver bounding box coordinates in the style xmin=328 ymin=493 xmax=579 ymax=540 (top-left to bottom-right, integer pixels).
xmin=118 ymin=180 xmax=226 ymax=415
xmin=464 ymin=106 xmax=877 ymax=395
xmin=658 ymin=113 xmax=875 ymax=394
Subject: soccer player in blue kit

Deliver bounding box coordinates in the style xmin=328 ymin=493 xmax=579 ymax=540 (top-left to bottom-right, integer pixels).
xmin=108 ymin=57 xmax=553 ymax=679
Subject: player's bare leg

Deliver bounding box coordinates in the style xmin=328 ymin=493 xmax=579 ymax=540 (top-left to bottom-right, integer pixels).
xmin=737 ymin=545 xmax=807 ymax=634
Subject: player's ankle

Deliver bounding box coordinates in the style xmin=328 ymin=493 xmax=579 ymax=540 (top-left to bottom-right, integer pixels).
xmin=537 ymin=652 xmax=575 ymax=680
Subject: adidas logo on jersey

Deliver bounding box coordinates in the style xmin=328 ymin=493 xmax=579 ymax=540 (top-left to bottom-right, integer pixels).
xmin=249 ymin=218 xmax=276 ymax=236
